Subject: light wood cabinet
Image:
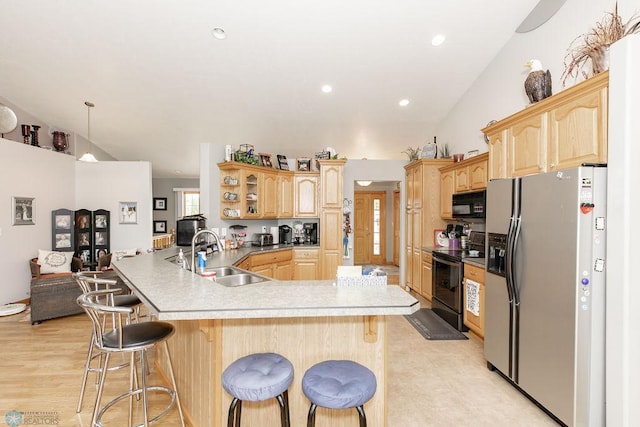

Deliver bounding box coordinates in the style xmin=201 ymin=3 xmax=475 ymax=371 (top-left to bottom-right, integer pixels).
xmin=421 ymin=250 xmax=433 ymax=301
xmin=439 ymin=153 xmax=488 ymax=219
xmin=318 ymin=159 xmax=346 ymax=279
xmin=294 ymin=174 xmax=319 ymax=217
xmin=278 ymin=174 xmax=294 ymax=218
xmin=321 ymin=162 xmax=343 ymax=208
xmin=293 ymin=248 xmax=319 ymax=280
xmin=484 ymin=71 xmax=608 ymax=180
xmin=439 ymin=170 xmax=454 ymax=219
xmin=244 ymin=250 xmax=293 ymax=280
xmin=487 ymin=129 xmax=508 ymax=179
xmin=235 ymin=257 xmax=251 ymax=271
xmin=463 ymin=263 xmax=485 ymax=340
xmin=404 ymin=159 xmax=451 ymax=291
xmin=509 ymin=113 xmax=547 ymax=177
xmin=219 ymin=163 xmax=318 ymax=219
xmin=262 ymin=172 xmax=278 ymax=218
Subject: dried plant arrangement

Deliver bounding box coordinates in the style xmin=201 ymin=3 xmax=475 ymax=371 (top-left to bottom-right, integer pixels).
xmin=402 ymin=146 xmax=421 ymax=161
xmin=561 ymin=2 xmax=640 ymax=86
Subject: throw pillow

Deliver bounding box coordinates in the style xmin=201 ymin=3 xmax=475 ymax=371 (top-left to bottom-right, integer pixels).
xmin=37 ymin=249 xmax=73 ymax=274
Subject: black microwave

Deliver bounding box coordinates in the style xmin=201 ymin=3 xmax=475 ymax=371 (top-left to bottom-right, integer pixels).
xmin=452 ymin=190 xmax=486 ymax=219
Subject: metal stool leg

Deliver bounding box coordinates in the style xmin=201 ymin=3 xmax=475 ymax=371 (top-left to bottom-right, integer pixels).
xmin=91 ymin=352 xmax=111 ymax=427
xmin=275 ymin=390 xmax=291 ymax=427
xmin=356 ymin=405 xmax=367 ymax=427
xmin=162 ymin=341 xmax=186 ymax=426
xmin=307 ymin=403 xmax=317 ymax=427
xmin=76 ymin=333 xmax=94 ymax=413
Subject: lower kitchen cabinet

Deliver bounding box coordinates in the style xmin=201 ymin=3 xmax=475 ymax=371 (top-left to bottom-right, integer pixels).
xmin=420 ymin=250 xmax=433 ymax=301
xmin=463 ymin=263 xmax=485 ymax=340
xmin=243 ymin=250 xmax=293 ymax=280
xmin=293 ymin=248 xmax=319 ymax=280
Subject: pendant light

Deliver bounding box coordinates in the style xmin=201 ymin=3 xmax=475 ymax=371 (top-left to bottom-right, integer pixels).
xmin=78 ymin=101 xmax=98 ymax=162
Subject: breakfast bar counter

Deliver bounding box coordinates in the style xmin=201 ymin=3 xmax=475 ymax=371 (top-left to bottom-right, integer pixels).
xmin=112 ymin=248 xmax=418 ymax=427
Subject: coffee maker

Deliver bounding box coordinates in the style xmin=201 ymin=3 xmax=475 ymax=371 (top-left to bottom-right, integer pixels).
xmin=303 ymin=223 xmax=318 ymax=244
xmin=279 ymin=225 xmax=292 ymax=244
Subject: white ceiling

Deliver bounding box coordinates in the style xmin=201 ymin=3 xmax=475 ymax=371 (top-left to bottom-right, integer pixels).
xmin=0 ymin=0 xmax=539 ymax=178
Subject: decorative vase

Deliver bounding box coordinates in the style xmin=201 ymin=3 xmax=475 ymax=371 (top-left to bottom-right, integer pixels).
xmin=589 ymin=46 xmax=610 ymax=75
xmin=52 ymin=131 xmax=68 ymax=152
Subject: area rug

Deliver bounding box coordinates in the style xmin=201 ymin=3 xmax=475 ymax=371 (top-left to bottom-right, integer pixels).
xmin=404 ymin=308 xmax=468 ymax=340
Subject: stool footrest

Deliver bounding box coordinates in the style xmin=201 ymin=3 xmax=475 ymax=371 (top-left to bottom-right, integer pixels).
xmin=96 ymin=385 xmax=177 ymax=427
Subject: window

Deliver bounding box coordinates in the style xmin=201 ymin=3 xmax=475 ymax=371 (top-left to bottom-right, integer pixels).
xmin=173 ymin=188 xmax=200 ymax=218
xmin=183 ymin=191 xmax=200 ymax=216
xmin=373 ymin=198 xmax=381 ymax=256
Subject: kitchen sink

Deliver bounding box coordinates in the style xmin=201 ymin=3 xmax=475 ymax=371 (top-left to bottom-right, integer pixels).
xmin=201 ymin=266 xmax=245 ymax=277
xmin=215 ymin=273 xmax=268 ymax=287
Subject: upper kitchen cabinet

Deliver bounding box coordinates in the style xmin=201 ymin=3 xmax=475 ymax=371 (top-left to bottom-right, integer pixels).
xmin=219 ymin=162 xmax=319 ymax=219
xmin=483 ymin=71 xmax=608 ymax=180
xmin=487 ymin=129 xmax=507 ymax=179
xmin=319 ymin=161 xmax=343 ymax=208
xmin=439 ymin=153 xmax=488 ymax=219
xmin=294 ymin=173 xmax=319 ymax=217
xmin=277 ymin=174 xmax=294 ymax=218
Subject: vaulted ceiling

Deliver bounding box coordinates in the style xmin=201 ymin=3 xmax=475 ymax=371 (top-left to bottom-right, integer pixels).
xmin=1 ymin=0 xmax=541 ymax=177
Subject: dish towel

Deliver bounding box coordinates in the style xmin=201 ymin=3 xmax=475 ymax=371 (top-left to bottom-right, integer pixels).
xmin=466 ymin=279 xmax=480 ymax=317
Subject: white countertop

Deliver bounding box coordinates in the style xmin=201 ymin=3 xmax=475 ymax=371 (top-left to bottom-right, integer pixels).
xmin=112 ymin=246 xmax=419 ymax=321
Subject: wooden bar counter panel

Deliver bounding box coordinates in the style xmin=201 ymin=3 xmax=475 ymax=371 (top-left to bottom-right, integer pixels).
xmin=113 ymin=247 xmax=418 ymax=427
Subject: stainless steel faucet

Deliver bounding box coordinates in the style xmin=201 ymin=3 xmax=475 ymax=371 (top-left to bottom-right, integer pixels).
xmin=191 ymin=229 xmax=225 ymax=272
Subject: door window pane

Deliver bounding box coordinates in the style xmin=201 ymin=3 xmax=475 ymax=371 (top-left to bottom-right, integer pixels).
xmin=373 ymin=198 xmax=380 ymax=255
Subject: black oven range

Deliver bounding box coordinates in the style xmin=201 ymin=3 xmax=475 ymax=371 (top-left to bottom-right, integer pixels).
xmin=431 ymin=231 xmax=485 ymax=331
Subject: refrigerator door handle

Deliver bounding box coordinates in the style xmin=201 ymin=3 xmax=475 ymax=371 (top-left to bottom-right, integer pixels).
xmin=505 ymin=215 xmax=516 ymax=303
xmin=511 ymin=215 xmax=522 ymax=306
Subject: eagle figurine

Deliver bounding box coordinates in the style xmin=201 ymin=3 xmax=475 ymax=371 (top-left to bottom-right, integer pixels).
xmin=524 ymin=59 xmax=552 ymax=103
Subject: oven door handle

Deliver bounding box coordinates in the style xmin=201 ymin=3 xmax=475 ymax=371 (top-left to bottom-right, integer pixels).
xmin=433 ymin=256 xmax=460 ymax=268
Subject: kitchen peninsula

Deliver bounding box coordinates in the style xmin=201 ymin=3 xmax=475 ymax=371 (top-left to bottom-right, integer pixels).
xmin=113 ymin=247 xmax=419 ymax=427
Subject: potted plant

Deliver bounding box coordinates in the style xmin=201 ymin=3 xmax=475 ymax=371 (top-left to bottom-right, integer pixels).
xmin=561 ymin=2 xmax=640 ymax=86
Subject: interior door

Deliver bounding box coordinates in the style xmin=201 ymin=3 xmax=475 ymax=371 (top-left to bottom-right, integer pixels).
xmin=354 ymin=191 xmax=386 ymax=265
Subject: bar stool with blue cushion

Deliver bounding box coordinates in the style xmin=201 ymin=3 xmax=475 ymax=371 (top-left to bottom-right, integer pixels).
xmin=302 ymin=360 xmax=377 ymax=427
xmin=77 ymin=289 xmax=184 ymax=427
xmin=222 ymin=352 xmax=294 ymax=427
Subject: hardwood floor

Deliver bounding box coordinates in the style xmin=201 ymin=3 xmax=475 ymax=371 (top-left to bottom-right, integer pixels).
xmin=0 ymin=299 xmax=558 ymax=426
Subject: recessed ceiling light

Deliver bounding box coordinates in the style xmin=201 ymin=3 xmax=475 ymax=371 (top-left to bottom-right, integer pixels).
xmin=175 ymin=170 xmax=183 ymax=174
xmin=431 ymin=34 xmax=446 ymax=46
xmin=321 ymin=84 xmax=333 ymax=93
xmin=212 ymin=27 xmax=227 ymax=40
xmin=399 ymin=99 xmax=410 ymax=107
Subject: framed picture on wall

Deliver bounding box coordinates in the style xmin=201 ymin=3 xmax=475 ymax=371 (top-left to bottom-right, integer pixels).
xmin=12 ymin=196 xmax=35 ymax=225
xmin=153 ymin=197 xmax=167 ymax=211
xmin=153 ymin=220 xmax=167 ymax=234
xmin=119 ymin=201 xmax=137 ymax=224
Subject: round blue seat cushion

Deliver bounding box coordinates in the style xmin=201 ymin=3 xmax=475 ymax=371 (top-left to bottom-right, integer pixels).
xmin=302 ymin=360 xmax=377 ymax=409
xmin=222 ymin=353 xmax=294 ymax=402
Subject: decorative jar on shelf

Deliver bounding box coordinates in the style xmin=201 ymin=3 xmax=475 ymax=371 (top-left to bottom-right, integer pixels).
xmin=52 ymin=131 xmax=68 ymax=152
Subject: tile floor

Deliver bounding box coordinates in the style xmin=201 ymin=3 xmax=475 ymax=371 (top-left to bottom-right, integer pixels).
xmin=387 ymin=291 xmax=560 ymax=426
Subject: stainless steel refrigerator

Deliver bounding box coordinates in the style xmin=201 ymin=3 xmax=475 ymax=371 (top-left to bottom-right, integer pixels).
xmin=484 ymin=166 xmax=606 ymax=427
